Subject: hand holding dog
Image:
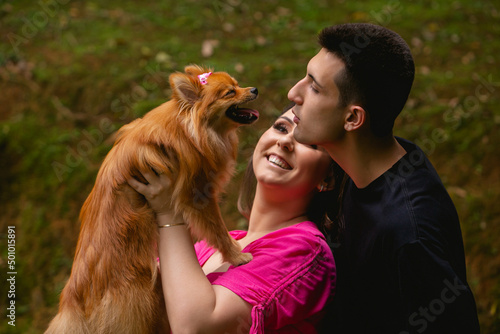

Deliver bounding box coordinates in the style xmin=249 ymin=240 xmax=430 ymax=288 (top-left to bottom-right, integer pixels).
xmin=128 ymin=171 xmax=175 ymax=218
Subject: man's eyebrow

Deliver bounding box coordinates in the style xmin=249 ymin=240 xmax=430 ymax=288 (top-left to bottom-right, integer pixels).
xmin=279 ymin=116 xmax=294 ymax=124
xmin=308 ymin=73 xmax=324 ymax=89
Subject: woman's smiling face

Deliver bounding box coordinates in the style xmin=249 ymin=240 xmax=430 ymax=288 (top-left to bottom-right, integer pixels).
xmin=252 ymin=110 xmax=333 ymax=198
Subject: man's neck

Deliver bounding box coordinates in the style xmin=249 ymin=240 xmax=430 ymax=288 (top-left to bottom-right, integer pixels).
xmin=325 ymin=134 xmax=406 ymax=189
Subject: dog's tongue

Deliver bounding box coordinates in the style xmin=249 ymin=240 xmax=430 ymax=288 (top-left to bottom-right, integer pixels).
xmin=227 ymin=106 xmax=259 ymax=124
xmin=237 ymin=108 xmax=259 ymax=119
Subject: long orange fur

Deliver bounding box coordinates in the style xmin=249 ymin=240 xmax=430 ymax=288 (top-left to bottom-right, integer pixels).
xmin=45 ymin=65 xmax=257 ymax=333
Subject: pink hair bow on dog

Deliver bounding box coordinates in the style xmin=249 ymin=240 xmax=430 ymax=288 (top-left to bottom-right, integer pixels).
xmin=198 ymin=72 xmax=212 ymax=85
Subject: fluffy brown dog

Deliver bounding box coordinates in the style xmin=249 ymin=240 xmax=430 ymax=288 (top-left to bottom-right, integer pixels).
xmin=45 ymin=65 xmax=258 ymax=333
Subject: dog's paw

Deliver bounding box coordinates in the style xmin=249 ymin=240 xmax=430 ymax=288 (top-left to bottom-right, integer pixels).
xmin=230 ymin=252 xmax=253 ymax=266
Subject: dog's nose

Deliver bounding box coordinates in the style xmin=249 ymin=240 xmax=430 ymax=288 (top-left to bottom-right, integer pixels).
xmin=250 ymin=87 xmax=258 ymax=96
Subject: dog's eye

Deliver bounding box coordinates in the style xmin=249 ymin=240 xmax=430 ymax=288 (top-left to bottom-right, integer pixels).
xmin=224 ymin=90 xmax=236 ymax=97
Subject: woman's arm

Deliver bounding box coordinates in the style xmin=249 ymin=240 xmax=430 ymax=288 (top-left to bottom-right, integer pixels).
xmin=157 ymin=213 xmax=251 ymax=333
xmin=128 ymin=173 xmax=252 ymax=334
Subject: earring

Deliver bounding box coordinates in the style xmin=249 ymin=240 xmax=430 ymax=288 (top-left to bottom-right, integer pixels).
xmin=317 ymin=181 xmax=328 ymax=192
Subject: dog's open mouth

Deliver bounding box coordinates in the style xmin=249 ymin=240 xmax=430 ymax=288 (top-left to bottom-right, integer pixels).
xmin=226 ymin=105 xmax=260 ymax=124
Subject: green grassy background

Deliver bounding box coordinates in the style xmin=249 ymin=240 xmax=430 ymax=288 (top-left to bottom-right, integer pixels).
xmin=1 ymin=0 xmax=499 ymax=332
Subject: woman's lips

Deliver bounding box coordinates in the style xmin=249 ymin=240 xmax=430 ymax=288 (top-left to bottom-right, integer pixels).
xmin=291 ymin=110 xmax=300 ymax=124
xmin=267 ymin=154 xmax=292 ymax=170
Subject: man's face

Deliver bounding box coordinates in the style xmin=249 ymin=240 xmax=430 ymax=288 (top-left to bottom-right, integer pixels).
xmin=287 ymin=48 xmax=348 ymax=147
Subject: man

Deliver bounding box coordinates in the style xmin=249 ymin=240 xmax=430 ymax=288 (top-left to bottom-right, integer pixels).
xmin=288 ymin=23 xmax=479 ymax=333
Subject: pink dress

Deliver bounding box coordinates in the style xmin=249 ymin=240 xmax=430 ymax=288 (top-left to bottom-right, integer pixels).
xmin=195 ymin=221 xmax=336 ymax=333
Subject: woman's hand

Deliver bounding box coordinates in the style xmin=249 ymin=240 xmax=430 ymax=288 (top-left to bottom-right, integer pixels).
xmin=127 ymin=171 xmax=174 ymax=216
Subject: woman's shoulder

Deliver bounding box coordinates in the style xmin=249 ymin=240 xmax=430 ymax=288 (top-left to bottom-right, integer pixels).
xmin=198 ymin=221 xmax=331 ymax=266
xmin=226 ymin=221 xmax=334 ymax=283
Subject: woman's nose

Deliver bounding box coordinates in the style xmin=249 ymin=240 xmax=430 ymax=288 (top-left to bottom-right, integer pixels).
xmin=277 ymin=133 xmax=294 ymax=152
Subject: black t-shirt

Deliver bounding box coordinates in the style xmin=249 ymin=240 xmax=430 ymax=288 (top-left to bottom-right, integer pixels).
xmin=322 ymin=137 xmax=479 ymax=333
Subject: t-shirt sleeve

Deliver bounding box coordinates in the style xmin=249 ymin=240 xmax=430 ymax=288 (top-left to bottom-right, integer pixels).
xmin=209 ymin=223 xmax=336 ymax=333
xmin=194 ymin=239 xmax=213 ymax=266
xmin=395 ymin=239 xmax=480 ymax=333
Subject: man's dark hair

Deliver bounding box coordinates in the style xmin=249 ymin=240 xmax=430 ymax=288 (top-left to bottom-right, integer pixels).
xmin=318 ymin=23 xmax=415 ymax=137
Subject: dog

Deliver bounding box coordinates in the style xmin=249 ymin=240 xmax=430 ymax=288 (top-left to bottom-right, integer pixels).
xmin=45 ymin=65 xmax=258 ymax=333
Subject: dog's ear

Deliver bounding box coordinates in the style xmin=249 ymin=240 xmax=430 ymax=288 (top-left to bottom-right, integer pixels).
xmin=169 ymin=73 xmax=201 ymax=106
xmin=184 ymin=64 xmax=212 ymax=76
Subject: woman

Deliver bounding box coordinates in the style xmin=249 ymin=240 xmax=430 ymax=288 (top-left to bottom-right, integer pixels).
xmin=128 ymin=108 xmax=344 ymax=333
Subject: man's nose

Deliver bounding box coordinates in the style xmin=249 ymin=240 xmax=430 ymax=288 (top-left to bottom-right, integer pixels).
xmin=287 ymin=79 xmax=304 ymax=105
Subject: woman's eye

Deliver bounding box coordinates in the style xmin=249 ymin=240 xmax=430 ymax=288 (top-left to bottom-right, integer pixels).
xmin=309 ymin=144 xmax=318 ymax=150
xmin=225 ymin=90 xmax=236 ymax=97
xmin=272 ymin=122 xmax=288 ymax=133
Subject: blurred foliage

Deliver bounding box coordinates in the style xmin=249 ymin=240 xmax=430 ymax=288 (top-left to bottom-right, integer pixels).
xmin=0 ymin=0 xmax=499 ymax=332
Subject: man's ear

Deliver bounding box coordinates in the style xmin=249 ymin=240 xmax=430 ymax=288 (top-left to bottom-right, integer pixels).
xmin=344 ymin=105 xmax=366 ymax=132
xmin=169 ymin=72 xmax=201 ymax=106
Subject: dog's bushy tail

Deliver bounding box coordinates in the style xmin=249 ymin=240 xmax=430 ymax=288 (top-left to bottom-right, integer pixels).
xmin=45 ymin=307 xmax=89 ymax=334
